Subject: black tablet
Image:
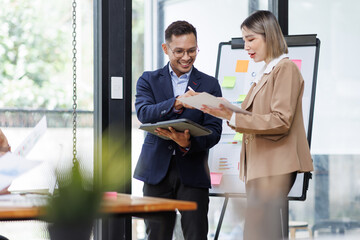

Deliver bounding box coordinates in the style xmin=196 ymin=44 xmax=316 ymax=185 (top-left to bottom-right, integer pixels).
xmin=139 ymin=118 xmax=212 ymax=140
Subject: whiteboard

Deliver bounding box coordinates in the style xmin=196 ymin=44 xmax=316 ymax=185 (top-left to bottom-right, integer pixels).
xmin=209 ymin=35 xmax=320 ymax=200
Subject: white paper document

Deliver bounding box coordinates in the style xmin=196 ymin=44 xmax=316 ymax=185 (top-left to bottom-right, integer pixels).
xmin=0 ymin=193 xmax=49 ymax=207
xmin=14 ymin=116 xmax=47 ymax=157
xmin=0 ymin=152 xmax=41 ymax=191
xmin=178 ymin=92 xmax=251 ymax=115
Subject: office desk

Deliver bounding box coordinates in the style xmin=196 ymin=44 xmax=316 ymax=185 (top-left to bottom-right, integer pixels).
xmin=0 ymin=193 xmax=197 ymax=220
xmin=0 ymin=193 xmax=197 ymax=239
xmin=101 ymin=193 xmax=197 ymax=239
xmin=101 ymin=193 xmax=197 ymax=214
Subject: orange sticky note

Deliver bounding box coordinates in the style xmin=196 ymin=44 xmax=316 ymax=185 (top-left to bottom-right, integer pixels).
xmin=210 ymin=172 xmax=223 ymax=185
xmin=291 ymin=59 xmax=302 ymax=71
xmin=235 ymin=60 xmax=249 ymax=72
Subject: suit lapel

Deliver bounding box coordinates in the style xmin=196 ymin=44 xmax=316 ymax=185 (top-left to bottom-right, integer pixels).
xmin=159 ymin=64 xmax=175 ymax=99
xmin=159 ymin=65 xmax=201 ymax=98
xmin=244 ymin=74 xmax=269 ymax=110
xmin=187 ymin=67 xmax=202 ymax=92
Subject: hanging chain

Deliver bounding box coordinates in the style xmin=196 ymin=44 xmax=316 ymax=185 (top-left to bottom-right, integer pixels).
xmin=72 ymin=0 xmax=78 ymax=166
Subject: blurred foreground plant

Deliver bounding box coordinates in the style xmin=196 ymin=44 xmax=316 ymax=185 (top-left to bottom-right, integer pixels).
xmin=44 ymin=130 xmax=131 ymax=239
xmin=45 ymin=162 xmax=102 ymax=225
xmin=45 ymin=162 xmax=101 ymax=240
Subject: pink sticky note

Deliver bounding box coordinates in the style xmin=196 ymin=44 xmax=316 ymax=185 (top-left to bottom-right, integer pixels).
xmin=103 ymin=191 xmax=118 ymax=199
xmin=210 ymin=172 xmax=223 ymax=185
xmin=291 ymin=59 xmax=302 ymax=71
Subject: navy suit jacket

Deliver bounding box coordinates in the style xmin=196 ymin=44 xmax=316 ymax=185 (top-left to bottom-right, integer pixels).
xmin=134 ymin=64 xmax=222 ymax=188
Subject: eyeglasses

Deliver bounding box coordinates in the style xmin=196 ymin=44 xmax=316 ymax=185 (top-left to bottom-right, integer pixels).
xmin=167 ymin=45 xmax=199 ymax=58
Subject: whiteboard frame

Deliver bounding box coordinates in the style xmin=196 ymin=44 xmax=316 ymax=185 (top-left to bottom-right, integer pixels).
xmin=210 ymin=35 xmax=320 ymax=201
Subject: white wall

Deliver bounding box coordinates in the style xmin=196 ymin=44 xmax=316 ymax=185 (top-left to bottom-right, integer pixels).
xmin=162 ymin=0 xmax=249 ymax=76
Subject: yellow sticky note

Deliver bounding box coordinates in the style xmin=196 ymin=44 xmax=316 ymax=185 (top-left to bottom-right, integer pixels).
xmin=235 ymin=60 xmax=249 ymax=72
xmin=233 ymin=132 xmax=243 ymax=142
xmin=237 ymin=94 xmax=247 ymax=102
xmin=222 ymin=76 xmax=236 ymax=88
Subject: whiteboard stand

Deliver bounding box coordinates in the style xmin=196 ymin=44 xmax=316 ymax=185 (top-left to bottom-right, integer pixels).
xmin=210 ymin=193 xmax=246 ymax=240
xmin=210 ymin=173 xmax=312 ymax=240
xmin=210 ymin=193 xmax=290 ymax=240
xmin=213 ymin=193 xmax=229 ymax=240
xmin=209 ymin=35 xmax=320 ymax=240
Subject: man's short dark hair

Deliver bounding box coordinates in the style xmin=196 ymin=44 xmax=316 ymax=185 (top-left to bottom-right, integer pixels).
xmin=165 ymin=21 xmax=197 ymax=42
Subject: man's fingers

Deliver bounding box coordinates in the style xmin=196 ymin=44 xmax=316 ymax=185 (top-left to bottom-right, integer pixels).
xmin=183 ymin=103 xmax=195 ymax=109
xmin=184 ymin=129 xmax=190 ymax=137
xmin=186 ymin=90 xmax=199 ymax=96
xmin=168 ymin=127 xmax=176 ymax=133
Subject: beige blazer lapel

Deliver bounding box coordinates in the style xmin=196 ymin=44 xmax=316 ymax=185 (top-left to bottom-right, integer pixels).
xmin=244 ymin=75 xmax=269 ymax=110
xmin=244 ymin=55 xmax=289 ymax=110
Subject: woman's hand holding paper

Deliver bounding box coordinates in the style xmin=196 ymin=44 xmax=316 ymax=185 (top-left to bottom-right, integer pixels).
xmin=201 ymin=98 xmax=234 ymax=121
xmin=0 ymin=129 xmax=11 ymax=156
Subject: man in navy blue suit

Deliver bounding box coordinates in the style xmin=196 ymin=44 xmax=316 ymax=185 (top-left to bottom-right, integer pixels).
xmin=134 ymin=21 xmax=222 ymax=240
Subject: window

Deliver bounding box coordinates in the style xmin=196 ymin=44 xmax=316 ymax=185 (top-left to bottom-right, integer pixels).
xmin=289 ymin=0 xmax=360 ymax=237
xmin=0 ymin=0 xmax=93 ymax=238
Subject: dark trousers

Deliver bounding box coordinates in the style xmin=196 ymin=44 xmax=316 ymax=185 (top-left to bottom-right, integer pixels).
xmin=143 ymin=156 xmax=209 ymax=240
xmin=244 ymin=172 xmax=297 ymax=240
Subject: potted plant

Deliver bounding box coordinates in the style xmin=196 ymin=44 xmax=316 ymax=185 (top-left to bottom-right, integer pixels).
xmin=44 ymin=131 xmax=130 ymax=240
xmin=45 ymin=161 xmax=102 ymax=240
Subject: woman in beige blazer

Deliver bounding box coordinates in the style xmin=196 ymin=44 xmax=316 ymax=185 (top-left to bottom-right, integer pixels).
xmin=201 ymin=11 xmax=314 ymax=240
